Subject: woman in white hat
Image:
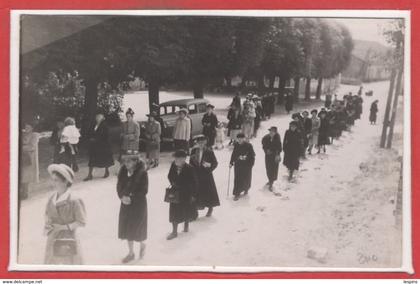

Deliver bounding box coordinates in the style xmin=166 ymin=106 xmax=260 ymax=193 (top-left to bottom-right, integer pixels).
xmin=44 ymin=164 xmax=86 ymax=265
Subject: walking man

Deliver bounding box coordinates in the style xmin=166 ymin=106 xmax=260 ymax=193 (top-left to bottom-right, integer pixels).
xmin=262 ymin=127 xmax=282 ymax=191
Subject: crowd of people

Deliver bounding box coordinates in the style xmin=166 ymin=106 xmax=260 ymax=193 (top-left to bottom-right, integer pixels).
xmin=23 ymin=85 xmax=382 ymax=265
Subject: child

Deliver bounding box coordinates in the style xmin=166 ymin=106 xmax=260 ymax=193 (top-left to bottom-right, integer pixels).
xmin=215 ymin=122 xmax=225 ymax=150
xmin=60 ymin=117 xmax=80 ymax=156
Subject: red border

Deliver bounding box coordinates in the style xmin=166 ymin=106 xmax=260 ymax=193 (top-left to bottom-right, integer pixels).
xmin=0 ymin=0 xmax=418 ymax=279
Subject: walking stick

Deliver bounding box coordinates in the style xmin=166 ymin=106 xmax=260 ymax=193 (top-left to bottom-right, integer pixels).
xmin=227 ymin=166 xmax=232 ymax=198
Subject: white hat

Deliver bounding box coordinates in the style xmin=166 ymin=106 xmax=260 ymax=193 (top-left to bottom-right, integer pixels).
xmin=47 ymin=164 xmax=75 ymax=184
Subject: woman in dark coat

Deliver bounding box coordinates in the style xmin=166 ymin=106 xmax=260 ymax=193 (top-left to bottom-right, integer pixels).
xmin=229 ymin=133 xmax=255 ymax=201
xmin=202 ymin=104 xmax=218 ymax=147
xmin=285 ymin=93 xmax=294 ymax=114
xmin=166 ymin=150 xmax=198 ymax=240
xmin=227 ymin=105 xmax=243 ymax=145
xmin=190 ymin=135 xmax=220 ymax=217
xmin=84 ymin=113 xmax=114 ymax=181
xmin=283 ymin=121 xmax=301 ymax=181
xmin=317 ymin=110 xmax=330 ymax=153
xmin=117 ymin=155 xmax=148 ymax=263
xmin=262 ymin=127 xmax=282 ymax=191
xmin=369 ymin=100 xmax=379 ymax=125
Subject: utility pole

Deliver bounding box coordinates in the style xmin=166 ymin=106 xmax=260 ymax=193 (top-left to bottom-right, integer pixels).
xmin=386 ymin=68 xmax=403 ymax=149
xmin=380 ymin=68 xmax=397 ymax=148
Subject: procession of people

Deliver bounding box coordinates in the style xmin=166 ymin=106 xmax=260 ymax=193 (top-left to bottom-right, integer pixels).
xmin=30 ymin=85 xmax=376 ymax=265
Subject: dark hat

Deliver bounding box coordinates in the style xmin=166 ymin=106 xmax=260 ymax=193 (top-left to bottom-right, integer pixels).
xmin=206 ymin=104 xmax=215 ymax=109
xmin=292 ymin=113 xmax=301 ymax=119
xmin=289 ymin=121 xmax=298 ymax=127
xmin=173 ymin=150 xmax=188 ymax=158
xmin=126 ymin=108 xmax=135 ymax=116
xmin=269 ymin=126 xmax=278 ymax=132
xmin=302 ymin=110 xmax=309 ymax=115
xmin=311 ymin=109 xmax=318 ymax=114
xmin=236 ymin=133 xmax=246 ymax=138
xmin=319 ymin=110 xmax=327 ymax=116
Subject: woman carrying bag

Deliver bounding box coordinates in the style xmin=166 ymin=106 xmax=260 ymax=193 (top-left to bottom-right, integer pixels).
xmin=44 ymin=164 xmax=86 ymax=265
xmin=166 ymin=150 xmax=198 ymax=240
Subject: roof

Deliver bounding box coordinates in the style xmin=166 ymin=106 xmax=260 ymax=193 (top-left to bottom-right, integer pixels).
xmin=160 ymin=98 xmax=209 ymax=106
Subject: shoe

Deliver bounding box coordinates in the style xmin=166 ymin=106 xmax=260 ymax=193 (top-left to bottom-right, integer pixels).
xmin=268 ymin=185 xmax=274 ymax=192
xmin=139 ymin=243 xmax=146 ymax=260
xmin=166 ymin=232 xmax=178 ymax=240
xmin=233 ymin=195 xmax=240 ymax=201
xmin=122 ymin=253 xmax=135 ymax=264
xmin=83 ymin=175 xmax=93 ymax=182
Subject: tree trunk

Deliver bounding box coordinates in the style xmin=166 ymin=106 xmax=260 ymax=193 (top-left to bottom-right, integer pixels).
xmin=305 ymin=76 xmax=311 ymax=101
xmin=269 ymin=75 xmax=276 ymax=90
xmin=293 ymin=76 xmax=300 ymax=102
xmin=193 ymin=78 xmax=204 ymax=99
xmin=257 ymin=74 xmax=265 ymax=95
xmin=148 ymin=79 xmax=160 ymax=113
xmin=277 ymin=77 xmax=287 ymax=105
xmin=316 ymin=77 xmax=323 ymax=100
xmin=82 ymin=77 xmax=99 ymax=137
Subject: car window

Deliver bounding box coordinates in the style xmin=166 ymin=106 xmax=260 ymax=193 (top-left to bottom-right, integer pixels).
xmin=188 ymin=104 xmax=197 ymax=114
xmin=159 ymin=106 xmax=166 ymax=116
xmin=198 ymin=103 xmax=207 ymax=113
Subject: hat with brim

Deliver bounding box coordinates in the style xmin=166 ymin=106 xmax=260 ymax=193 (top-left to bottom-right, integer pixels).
xmin=252 ymin=95 xmax=260 ymax=100
xmin=236 ymin=133 xmax=246 ymax=138
xmin=47 ymin=164 xmax=75 ymax=185
xmin=289 ymin=121 xmax=298 ymax=127
xmin=178 ymin=109 xmax=188 ymax=115
xmin=146 ymin=111 xmax=158 ymax=118
xmin=206 ymin=104 xmax=215 ymax=109
xmin=269 ymin=126 xmax=278 ymax=132
xmin=173 ymin=150 xmax=188 ymax=158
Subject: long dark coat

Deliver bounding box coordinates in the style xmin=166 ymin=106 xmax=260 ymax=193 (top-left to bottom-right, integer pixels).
xmin=168 ymin=163 xmax=198 ymax=224
xmin=262 ymin=133 xmax=282 ymax=183
xmin=117 ymin=163 xmax=148 ymax=242
xmin=202 ymin=113 xmax=218 ymax=146
xmin=254 ymin=104 xmax=263 ymax=131
xmin=302 ymin=117 xmax=312 ymax=148
xmin=230 ymin=142 xmax=255 ymax=196
xmin=285 ymin=95 xmax=294 ymax=113
xmin=87 ymin=121 xmax=114 ymax=168
xmin=227 ymin=111 xmax=243 ymax=130
xmin=318 ymin=118 xmax=330 ymax=146
xmin=369 ymin=102 xmax=378 ymax=123
xmin=190 ymin=147 xmax=220 ymax=208
xmin=283 ymin=129 xmax=300 ymax=171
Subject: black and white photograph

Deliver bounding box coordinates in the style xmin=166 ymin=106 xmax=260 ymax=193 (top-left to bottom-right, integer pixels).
xmin=9 ymin=10 xmax=411 ymax=272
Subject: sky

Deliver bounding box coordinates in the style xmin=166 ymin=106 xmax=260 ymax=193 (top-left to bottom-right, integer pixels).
xmin=333 ymin=18 xmax=396 ymax=46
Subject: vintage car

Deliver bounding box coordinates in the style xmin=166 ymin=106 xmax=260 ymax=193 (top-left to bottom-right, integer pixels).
xmin=139 ymin=98 xmax=210 ymax=144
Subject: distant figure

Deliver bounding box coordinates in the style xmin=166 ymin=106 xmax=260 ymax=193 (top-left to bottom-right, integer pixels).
xmin=20 ymin=122 xmax=40 ymax=201
xmin=285 ymin=92 xmax=294 ymax=114
xmin=60 ymin=117 xmax=80 ymax=172
xmin=229 ymin=133 xmax=255 ymax=201
xmin=215 ymin=122 xmax=226 ymax=150
xmin=227 ymin=105 xmax=243 ymax=145
xmin=317 ymin=110 xmax=330 ymax=153
xmin=202 ymin=104 xmax=218 ymax=147
xmin=50 ymin=120 xmax=65 ymax=164
xmin=358 ymin=85 xmax=363 ymax=96
xmin=325 ymin=93 xmax=332 ymax=109
xmin=253 ymin=95 xmax=263 ymax=137
xmin=144 ymin=111 xmax=162 ymax=168
xmin=308 ymin=109 xmax=320 ymax=155
xmin=242 ymin=95 xmax=256 ymax=140
xmin=369 ymin=100 xmax=379 ymax=125
xmin=84 ymin=112 xmax=114 ymax=181
xmin=173 ymin=109 xmax=191 ymax=153
xmin=283 ymin=121 xmax=301 ymax=181
xmin=231 ymin=92 xmax=242 ymax=112
xmin=44 ymin=164 xmax=86 ymax=265
xmin=120 ymin=108 xmax=140 ymax=158
xmin=262 ymin=126 xmax=282 ymax=191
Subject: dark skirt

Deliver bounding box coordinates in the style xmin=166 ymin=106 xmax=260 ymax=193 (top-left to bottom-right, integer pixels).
xmin=169 ymin=201 xmax=198 ymax=224
xmin=369 ymin=112 xmax=377 ymax=123
xmin=283 ymin=150 xmax=299 ymax=171
xmin=196 ymin=172 xmax=220 ymax=208
xmin=233 ymin=163 xmax=253 ymax=196
xmin=88 ymin=142 xmax=114 ymax=168
xmin=265 ymin=154 xmax=280 ymax=182
xmin=318 ymin=133 xmax=330 ymax=146
xmin=118 ymin=197 xmax=148 ymax=242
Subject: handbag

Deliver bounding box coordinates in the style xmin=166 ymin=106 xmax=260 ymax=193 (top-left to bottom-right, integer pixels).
xmin=53 ymin=238 xmax=77 ymax=257
xmin=164 ymin=186 xmax=180 ymax=204
xmin=52 ymin=202 xmax=78 ymax=257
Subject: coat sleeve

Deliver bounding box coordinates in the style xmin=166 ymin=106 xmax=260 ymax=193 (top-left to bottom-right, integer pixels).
xmin=230 ymin=145 xmax=238 ymax=165
xmin=168 ymin=163 xmax=176 ymax=186
xmin=248 ymin=144 xmax=256 ymax=166
xmin=116 ymin=167 xmax=125 ymax=199
xmin=68 ymin=198 xmax=87 ymax=231
xmin=283 ymin=131 xmax=289 ymax=151
xmin=261 ymin=136 xmax=268 ymax=153
xmin=208 ymin=150 xmax=218 ymax=172
xmin=44 ymin=198 xmax=53 ymax=235
xmin=132 ymin=170 xmax=148 ymax=201
xmin=277 ymin=134 xmax=283 ymax=154
xmin=189 ymin=166 xmax=199 ymax=199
